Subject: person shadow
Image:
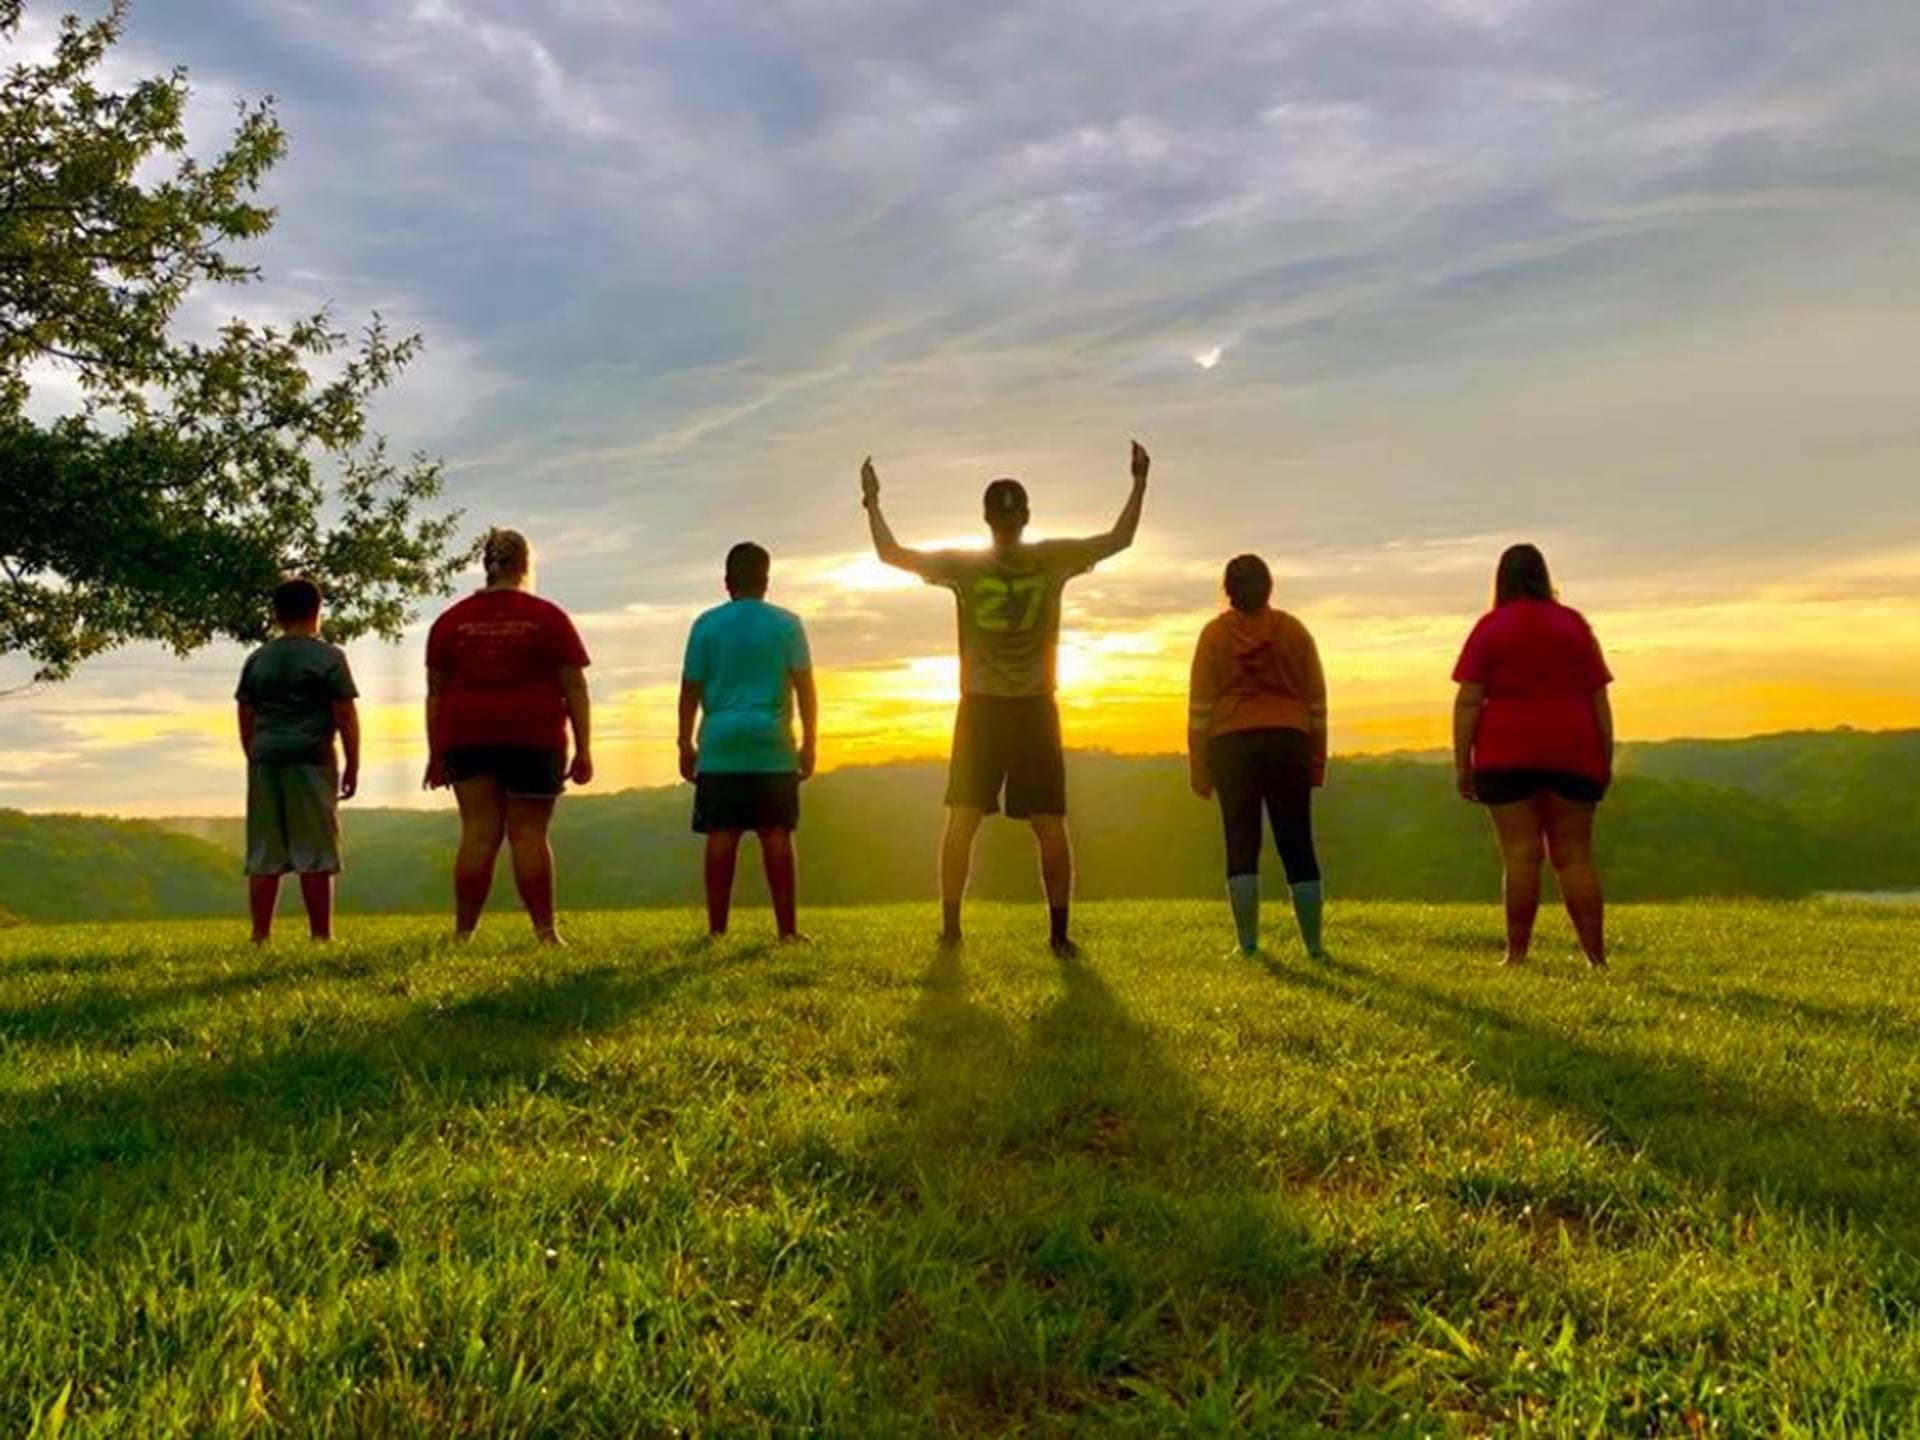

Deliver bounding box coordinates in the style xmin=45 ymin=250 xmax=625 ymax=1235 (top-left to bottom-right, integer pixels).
xmin=0 ymin=940 xmax=759 ymax=1261
xmin=842 ymin=948 xmax=1387 ymax=1431
xmin=1275 ymin=952 xmax=1920 ymax=1277
xmin=0 ymin=952 xmax=358 ymax=1052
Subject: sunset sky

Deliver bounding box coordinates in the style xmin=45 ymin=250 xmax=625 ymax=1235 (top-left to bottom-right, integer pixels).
xmin=3 ymin=0 xmax=1918 ymax=816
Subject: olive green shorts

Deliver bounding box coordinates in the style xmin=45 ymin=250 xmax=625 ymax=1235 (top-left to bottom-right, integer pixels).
xmin=245 ymin=762 xmax=342 ymax=876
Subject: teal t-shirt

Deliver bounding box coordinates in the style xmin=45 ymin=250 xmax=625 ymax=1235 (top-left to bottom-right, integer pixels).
xmin=683 ymin=599 xmax=811 ymax=774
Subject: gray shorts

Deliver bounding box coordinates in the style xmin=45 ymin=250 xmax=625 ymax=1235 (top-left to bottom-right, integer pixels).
xmin=246 ymin=762 xmax=342 ymax=876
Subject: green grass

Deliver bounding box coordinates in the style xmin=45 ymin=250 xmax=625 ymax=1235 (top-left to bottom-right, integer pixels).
xmin=3 ymin=901 xmax=1918 ymax=1436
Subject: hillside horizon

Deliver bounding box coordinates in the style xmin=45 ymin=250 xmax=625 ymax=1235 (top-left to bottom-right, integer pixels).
xmin=18 ymin=722 xmax=1908 ymax=827
xmin=3 ymin=727 xmax=1916 ymax=924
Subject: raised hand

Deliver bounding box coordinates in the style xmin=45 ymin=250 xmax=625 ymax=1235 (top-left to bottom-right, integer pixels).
xmin=1131 ymin=439 xmax=1150 ymax=484
xmin=860 ymin=456 xmax=880 ymax=508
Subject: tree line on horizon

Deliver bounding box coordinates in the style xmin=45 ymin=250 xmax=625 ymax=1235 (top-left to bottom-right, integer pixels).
xmin=3 ymin=729 xmax=1916 ymax=924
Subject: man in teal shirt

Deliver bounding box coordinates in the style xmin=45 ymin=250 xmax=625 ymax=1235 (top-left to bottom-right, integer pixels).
xmin=678 ymin=543 xmax=819 ymax=942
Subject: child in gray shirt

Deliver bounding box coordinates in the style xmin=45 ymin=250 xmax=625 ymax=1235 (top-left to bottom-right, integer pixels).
xmin=235 ymin=578 xmax=360 ymax=942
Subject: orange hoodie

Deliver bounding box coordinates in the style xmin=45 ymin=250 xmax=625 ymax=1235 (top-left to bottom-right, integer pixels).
xmin=1188 ymin=607 xmax=1326 ymax=742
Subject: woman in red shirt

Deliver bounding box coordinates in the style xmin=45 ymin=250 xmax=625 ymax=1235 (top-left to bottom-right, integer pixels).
xmin=1452 ymin=544 xmax=1613 ymax=968
xmin=424 ymin=529 xmax=594 ymax=943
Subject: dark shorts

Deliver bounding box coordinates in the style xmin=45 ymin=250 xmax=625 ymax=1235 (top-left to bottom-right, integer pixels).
xmin=444 ymin=745 xmax=567 ymax=799
xmin=1473 ymin=768 xmax=1608 ymax=807
xmin=693 ymin=772 xmax=801 ymax=834
xmin=946 ymin=694 xmax=1067 ymax=819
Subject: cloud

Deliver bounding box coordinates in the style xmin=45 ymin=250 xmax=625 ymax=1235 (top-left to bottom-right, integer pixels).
xmin=5 ymin=0 xmax=1920 ymax=812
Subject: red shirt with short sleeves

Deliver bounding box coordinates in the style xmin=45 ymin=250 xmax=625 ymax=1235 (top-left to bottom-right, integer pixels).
xmin=427 ymin=589 xmax=590 ymax=754
xmin=1452 ymin=598 xmax=1612 ymax=781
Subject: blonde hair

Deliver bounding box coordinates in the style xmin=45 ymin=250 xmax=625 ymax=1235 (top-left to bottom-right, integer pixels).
xmin=481 ymin=527 xmax=533 ymax=586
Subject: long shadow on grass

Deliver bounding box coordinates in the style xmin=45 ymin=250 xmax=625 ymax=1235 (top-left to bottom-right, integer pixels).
xmin=0 ymin=953 xmax=368 ymax=1049
xmin=838 ymin=951 xmax=1366 ymax=1430
xmin=1283 ymin=956 xmax=1920 ymax=1253
xmin=0 ymin=946 xmax=749 ymax=1260
xmin=1630 ymin=979 xmax=1920 ymax=1050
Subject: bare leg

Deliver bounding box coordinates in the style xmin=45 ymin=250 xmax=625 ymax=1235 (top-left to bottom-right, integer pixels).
xmin=940 ymin=807 xmax=984 ymax=941
xmin=1030 ymin=814 xmax=1073 ymax=909
xmin=705 ymin=830 xmax=742 ymax=937
xmin=248 ymin=874 xmax=281 ymax=944
xmin=452 ymin=779 xmax=507 ymax=938
xmin=505 ymin=796 xmax=560 ymax=942
xmin=1487 ymin=798 xmax=1547 ymax=964
xmin=298 ymin=872 xmax=335 ymax=941
xmin=1030 ymin=814 xmax=1076 ymax=956
xmin=1544 ymin=794 xmax=1606 ymax=967
xmin=758 ymin=828 xmax=801 ymax=939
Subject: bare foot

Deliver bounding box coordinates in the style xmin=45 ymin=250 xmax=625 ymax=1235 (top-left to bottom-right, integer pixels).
xmin=1501 ymin=953 xmax=1528 ymax=967
xmin=778 ymin=932 xmax=814 ymax=946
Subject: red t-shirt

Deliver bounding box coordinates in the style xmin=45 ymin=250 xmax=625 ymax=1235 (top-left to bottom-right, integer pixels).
xmin=1453 ymin=598 xmax=1612 ymax=781
xmin=426 ymin=589 xmax=590 ymax=754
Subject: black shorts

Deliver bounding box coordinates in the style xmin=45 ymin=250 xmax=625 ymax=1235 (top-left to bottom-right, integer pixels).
xmin=1473 ymin=768 xmax=1608 ymax=807
xmin=444 ymin=745 xmax=567 ymax=799
xmin=693 ymin=772 xmax=801 ymax=834
xmin=946 ymin=695 xmax=1066 ymax=819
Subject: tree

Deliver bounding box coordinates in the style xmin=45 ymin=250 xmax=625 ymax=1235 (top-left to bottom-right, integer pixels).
xmin=0 ymin=0 xmax=464 ymax=682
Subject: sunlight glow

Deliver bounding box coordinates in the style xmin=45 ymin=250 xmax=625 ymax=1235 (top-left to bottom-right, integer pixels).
xmin=21 ymin=549 xmax=1920 ymax=816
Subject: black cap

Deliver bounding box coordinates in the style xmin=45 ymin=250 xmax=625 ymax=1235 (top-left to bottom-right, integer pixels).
xmin=983 ymin=478 xmax=1029 ymax=518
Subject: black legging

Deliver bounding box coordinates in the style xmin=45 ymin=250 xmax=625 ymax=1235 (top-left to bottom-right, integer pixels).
xmin=1209 ymin=727 xmax=1320 ymax=883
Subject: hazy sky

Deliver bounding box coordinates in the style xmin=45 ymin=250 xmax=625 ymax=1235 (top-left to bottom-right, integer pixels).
xmin=4 ymin=0 xmax=1919 ymax=815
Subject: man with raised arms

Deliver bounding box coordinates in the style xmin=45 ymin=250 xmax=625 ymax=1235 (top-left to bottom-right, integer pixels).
xmin=861 ymin=442 xmax=1150 ymax=957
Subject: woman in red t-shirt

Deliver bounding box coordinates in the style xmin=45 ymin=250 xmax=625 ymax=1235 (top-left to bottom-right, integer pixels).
xmin=424 ymin=529 xmax=593 ymax=944
xmin=1451 ymin=544 xmax=1613 ymax=968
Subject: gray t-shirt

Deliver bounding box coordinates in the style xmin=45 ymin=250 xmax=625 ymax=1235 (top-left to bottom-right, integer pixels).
xmin=914 ymin=539 xmax=1107 ymax=696
xmin=236 ymin=635 xmax=358 ymax=766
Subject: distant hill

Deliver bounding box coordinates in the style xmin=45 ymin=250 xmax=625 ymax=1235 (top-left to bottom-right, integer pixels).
xmin=1617 ymin=729 xmax=1920 ymax=892
xmin=0 ymin=811 xmax=233 ymax=923
xmin=0 ymin=727 xmax=1894 ymax=924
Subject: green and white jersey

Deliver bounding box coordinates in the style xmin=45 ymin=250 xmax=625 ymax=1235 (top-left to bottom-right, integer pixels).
xmin=914 ymin=539 xmax=1107 ymax=697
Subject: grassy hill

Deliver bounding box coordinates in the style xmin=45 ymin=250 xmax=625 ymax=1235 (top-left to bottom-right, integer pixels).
xmin=0 ymin=810 xmax=233 ymax=923
xmin=3 ymin=902 xmax=1917 ymax=1434
xmin=1621 ymin=729 xmax=1920 ymax=891
xmin=6 ymin=728 xmax=1918 ymax=922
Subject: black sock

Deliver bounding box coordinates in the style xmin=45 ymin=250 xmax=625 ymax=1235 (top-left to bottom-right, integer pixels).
xmin=1049 ymin=905 xmax=1070 ymax=944
xmin=942 ymin=901 xmax=962 ymax=938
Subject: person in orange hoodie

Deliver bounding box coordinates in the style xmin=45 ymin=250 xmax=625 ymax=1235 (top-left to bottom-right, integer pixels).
xmin=1187 ymin=554 xmax=1328 ymax=959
